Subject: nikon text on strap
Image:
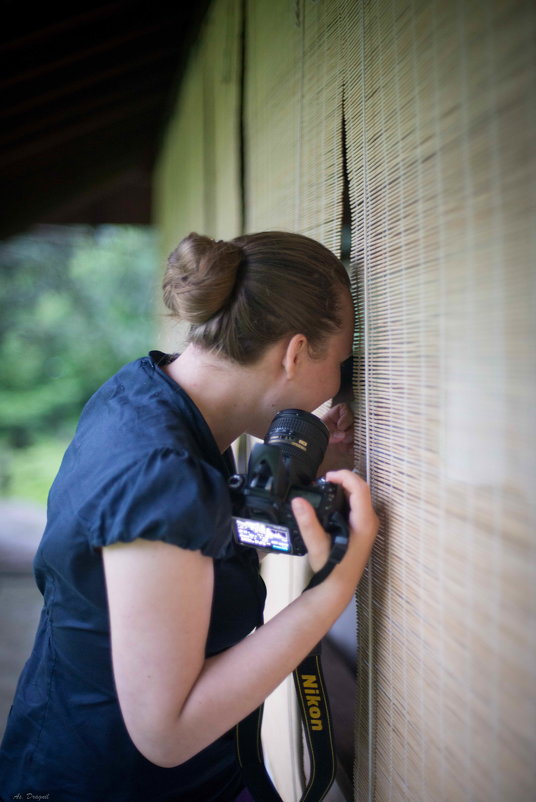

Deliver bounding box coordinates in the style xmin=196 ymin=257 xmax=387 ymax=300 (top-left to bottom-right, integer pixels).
xmin=236 ymin=642 xmax=336 ymax=802
xmin=236 ymin=523 xmax=347 ymax=801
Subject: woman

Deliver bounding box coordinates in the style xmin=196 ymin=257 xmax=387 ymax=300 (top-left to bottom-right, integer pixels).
xmin=0 ymin=231 xmax=378 ymax=801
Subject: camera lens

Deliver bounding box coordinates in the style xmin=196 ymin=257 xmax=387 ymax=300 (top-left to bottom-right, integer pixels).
xmin=265 ymin=409 xmax=329 ymax=483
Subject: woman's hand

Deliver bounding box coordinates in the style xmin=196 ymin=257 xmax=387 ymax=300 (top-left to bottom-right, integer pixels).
xmin=317 ymin=403 xmax=354 ymax=475
xmin=103 ymin=471 xmax=377 ymax=769
xmin=292 ymin=469 xmax=378 ymax=583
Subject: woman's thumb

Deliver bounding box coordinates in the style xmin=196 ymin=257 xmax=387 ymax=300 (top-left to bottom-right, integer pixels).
xmin=291 ymin=497 xmax=331 ymax=573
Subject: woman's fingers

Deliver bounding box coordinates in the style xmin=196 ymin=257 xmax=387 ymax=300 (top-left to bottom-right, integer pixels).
xmin=322 ymin=403 xmax=353 ymax=441
xmin=330 ymin=429 xmax=353 ymax=444
xmin=334 ymin=403 xmax=353 ymax=431
xmin=325 ymin=469 xmax=379 ymax=543
xmin=317 ymin=404 xmax=355 ymax=474
xmin=291 ymin=470 xmax=379 ymax=580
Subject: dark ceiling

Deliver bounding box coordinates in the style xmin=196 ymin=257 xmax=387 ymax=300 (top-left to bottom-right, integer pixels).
xmin=1 ymin=1 xmax=211 ymax=240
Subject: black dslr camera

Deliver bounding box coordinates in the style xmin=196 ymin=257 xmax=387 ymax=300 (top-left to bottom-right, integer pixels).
xmin=229 ymin=408 xmax=349 ymax=556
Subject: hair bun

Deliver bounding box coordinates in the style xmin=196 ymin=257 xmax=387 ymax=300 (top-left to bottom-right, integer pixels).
xmin=163 ymin=233 xmax=244 ymax=324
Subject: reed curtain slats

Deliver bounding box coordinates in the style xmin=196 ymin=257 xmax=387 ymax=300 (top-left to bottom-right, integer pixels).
xmin=203 ymin=0 xmax=242 ymax=240
xmin=155 ymin=0 xmax=242 ymax=351
xmin=244 ymin=0 xmax=303 ymax=235
xmin=155 ymin=55 xmax=205 ymax=259
xmin=245 ymin=0 xmax=344 ymax=254
xmin=244 ymin=3 xmax=349 ymax=796
xmin=155 ymin=0 xmax=242 ymax=266
xmin=347 ymin=2 xmax=536 ymax=800
xmin=154 ymin=0 xmax=536 ymax=799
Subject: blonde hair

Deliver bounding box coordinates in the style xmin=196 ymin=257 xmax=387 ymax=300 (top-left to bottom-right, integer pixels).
xmin=163 ymin=231 xmax=350 ymax=364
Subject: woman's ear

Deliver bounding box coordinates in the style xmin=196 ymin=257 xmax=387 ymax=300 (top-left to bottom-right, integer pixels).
xmin=282 ymin=334 xmax=308 ymax=379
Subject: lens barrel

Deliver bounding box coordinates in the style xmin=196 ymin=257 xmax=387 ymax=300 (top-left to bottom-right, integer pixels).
xmin=265 ymin=409 xmax=329 ymax=483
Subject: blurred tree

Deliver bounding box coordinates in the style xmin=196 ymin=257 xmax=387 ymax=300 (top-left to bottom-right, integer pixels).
xmin=0 ymin=225 xmax=157 ymax=447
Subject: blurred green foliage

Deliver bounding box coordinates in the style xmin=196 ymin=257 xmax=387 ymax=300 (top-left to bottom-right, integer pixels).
xmin=0 ymin=225 xmax=158 ymax=502
xmin=1 ymin=437 xmax=71 ymax=504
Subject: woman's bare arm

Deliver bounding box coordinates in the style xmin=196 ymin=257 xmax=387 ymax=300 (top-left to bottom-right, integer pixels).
xmin=102 ymin=469 xmax=377 ymax=767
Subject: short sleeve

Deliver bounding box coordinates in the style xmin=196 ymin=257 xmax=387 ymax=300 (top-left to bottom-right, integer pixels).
xmin=81 ymin=448 xmax=232 ymax=558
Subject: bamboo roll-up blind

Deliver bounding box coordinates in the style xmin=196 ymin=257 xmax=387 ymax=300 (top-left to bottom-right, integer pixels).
xmin=154 ymin=0 xmax=242 ymax=350
xmin=154 ymin=53 xmax=206 ymax=352
xmin=245 ymin=0 xmax=305 ymax=235
xmin=245 ymin=3 xmax=351 ymax=797
xmin=155 ymin=0 xmax=241 ymax=251
xmin=346 ymin=1 xmax=536 ymax=800
xmin=155 ymin=53 xmax=207 ymax=261
xmin=237 ymin=7 xmax=306 ymax=792
xmin=245 ymin=0 xmax=351 ymax=425
xmin=200 ymin=0 xmax=242 ymax=240
xmin=245 ymin=0 xmax=344 ymax=254
xmin=291 ymin=0 xmax=344 ymax=253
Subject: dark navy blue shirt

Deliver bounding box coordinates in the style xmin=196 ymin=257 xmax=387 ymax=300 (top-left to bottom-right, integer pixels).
xmin=0 ymin=352 xmax=266 ymax=802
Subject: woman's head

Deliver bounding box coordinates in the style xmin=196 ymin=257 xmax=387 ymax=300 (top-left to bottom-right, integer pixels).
xmin=162 ymin=231 xmax=351 ymax=365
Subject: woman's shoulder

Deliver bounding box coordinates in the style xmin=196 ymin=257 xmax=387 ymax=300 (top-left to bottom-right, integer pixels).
xmin=42 ymin=442 xmax=232 ymax=559
xmin=78 ymin=445 xmax=232 ymax=556
xmin=44 ymin=354 xmax=233 ymax=557
xmin=74 ymin=353 xmax=217 ymax=459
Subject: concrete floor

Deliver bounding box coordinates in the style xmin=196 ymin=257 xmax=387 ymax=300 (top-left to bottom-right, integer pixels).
xmin=0 ymin=500 xmax=45 ymax=741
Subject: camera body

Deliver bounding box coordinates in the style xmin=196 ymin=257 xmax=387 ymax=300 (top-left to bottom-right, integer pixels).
xmin=229 ymin=409 xmax=348 ymax=556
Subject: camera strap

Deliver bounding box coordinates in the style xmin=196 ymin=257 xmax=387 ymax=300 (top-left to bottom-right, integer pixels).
xmin=236 ymin=525 xmax=347 ymax=801
xmin=235 ymin=701 xmax=283 ymax=801
xmin=292 ymin=642 xmax=337 ymax=801
xmin=302 ymin=516 xmax=348 ymax=592
xmin=236 ymin=641 xmax=336 ymax=802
